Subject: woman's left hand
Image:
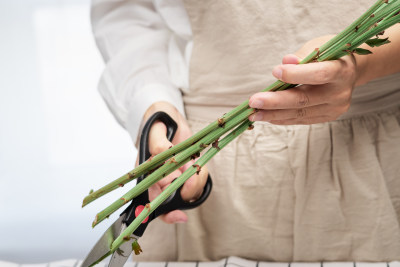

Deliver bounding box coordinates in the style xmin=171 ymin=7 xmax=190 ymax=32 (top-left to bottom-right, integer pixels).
xmin=249 ymin=35 xmax=363 ymax=125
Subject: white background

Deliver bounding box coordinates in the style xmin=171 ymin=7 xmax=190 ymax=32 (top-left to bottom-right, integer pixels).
xmin=0 ymin=0 xmax=138 ymax=263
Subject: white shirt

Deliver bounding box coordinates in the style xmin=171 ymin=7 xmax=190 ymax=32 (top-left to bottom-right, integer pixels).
xmin=91 ymin=0 xmax=190 ymax=143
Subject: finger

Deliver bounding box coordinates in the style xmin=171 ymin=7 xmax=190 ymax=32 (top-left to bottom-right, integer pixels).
xmin=158 ymin=168 xmax=182 ymax=189
xmin=282 ymin=54 xmax=301 ymax=65
xmin=269 ymin=115 xmax=334 ymax=125
xmin=180 ymin=165 xmax=208 ymax=202
xmin=250 ymin=104 xmax=330 ymax=122
xmin=272 ymin=60 xmax=344 ymax=85
xmin=159 ymin=210 xmax=188 ymax=224
xmin=249 ymin=86 xmax=325 ymax=111
xmin=148 ymin=181 xmax=162 ymax=202
xmin=149 ymin=121 xmax=173 ymax=156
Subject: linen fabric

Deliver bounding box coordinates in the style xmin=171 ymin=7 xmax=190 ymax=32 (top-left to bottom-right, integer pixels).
xmin=133 ymin=0 xmax=400 ymax=262
xmin=91 ymin=0 xmax=400 ymax=143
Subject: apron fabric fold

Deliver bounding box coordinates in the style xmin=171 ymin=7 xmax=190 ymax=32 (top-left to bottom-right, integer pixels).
xmin=134 ymin=0 xmax=400 ymax=261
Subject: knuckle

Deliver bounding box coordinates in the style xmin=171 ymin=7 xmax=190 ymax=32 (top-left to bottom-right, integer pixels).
xmin=263 ymin=110 xmax=276 ymax=121
xmin=268 ymin=98 xmax=280 ymax=109
xmin=340 ymin=58 xmax=356 ymax=80
xmin=151 ymin=144 xmax=168 ymax=155
xmin=343 ymin=87 xmax=353 ymax=100
xmin=314 ymin=67 xmax=332 ymax=83
xmin=296 ymin=91 xmax=310 ymax=107
xmin=296 ymin=108 xmax=307 ymax=118
xmin=280 ymin=68 xmax=288 ymax=82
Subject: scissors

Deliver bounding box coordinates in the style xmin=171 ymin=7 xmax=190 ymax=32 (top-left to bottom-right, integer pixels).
xmin=82 ymin=111 xmax=213 ymax=267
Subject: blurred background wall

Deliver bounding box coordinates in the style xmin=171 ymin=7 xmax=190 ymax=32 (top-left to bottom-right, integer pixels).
xmin=0 ymin=0 xmax=137 ymax=263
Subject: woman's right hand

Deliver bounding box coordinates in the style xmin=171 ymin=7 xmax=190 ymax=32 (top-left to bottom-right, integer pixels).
xmin=139 ymin=101 xmax=208 ymax=224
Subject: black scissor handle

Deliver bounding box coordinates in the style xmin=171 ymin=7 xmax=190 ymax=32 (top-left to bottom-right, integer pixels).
xmin=154 ymin=175 xmax=212 ymax=217
xmin=137 ymin=111 xmax=177 ymax=182
xmin=122 ymin=111 xmax=212 ymax=236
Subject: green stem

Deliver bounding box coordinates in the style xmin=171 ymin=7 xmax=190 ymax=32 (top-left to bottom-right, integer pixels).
xmin=82 ymin=78 xmax=290 ymax=207
xmin=336 ymin=13 xmax=400 ymax=59
xmin=110 ymin=119 xmax=254 ymax=252
xmin=82 ymin=104 xmax=249 ymax=207
xmin=317 ymin=0 xmax=388 ymax=58
xmin=92 ymin=108 xmax=254 ymax=226
xmin=92 ymin=155 xmax=192 ymax=227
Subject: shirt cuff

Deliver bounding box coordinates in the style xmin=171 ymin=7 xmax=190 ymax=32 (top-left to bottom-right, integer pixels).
xmin=125 ymin=83 xmax=185 ymax=146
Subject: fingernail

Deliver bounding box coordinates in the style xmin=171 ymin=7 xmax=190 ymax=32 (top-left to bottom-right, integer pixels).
xmin=272 ymin=67 xmax=282 ymax=79
xmin=249 ymin=99 xmax=263 ymax=109
xmin=250 ymin=113 xmax=263 ymax=121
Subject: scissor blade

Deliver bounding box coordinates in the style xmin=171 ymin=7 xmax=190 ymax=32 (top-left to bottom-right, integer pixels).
xmin=108 ymin=223 xmax=139 ymax=267
xmin=81 ymin=215 xmax=125 ymax=267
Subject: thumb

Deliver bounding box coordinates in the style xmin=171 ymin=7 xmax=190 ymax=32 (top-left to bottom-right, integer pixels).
xmin=148 ymin=121 xmax=173 ymax=156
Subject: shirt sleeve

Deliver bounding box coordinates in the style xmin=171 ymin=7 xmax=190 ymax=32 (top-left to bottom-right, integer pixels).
xmin=91 ymin=0 xmax=186 ymax=143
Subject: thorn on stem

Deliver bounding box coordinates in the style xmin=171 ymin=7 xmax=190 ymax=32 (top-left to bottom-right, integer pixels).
xmin=121 ymin=198 xmax=128 ymax=204
xmin=314 ymin=47 xmax=320 ymax=59
xmin=217 ymin=117 xmax=226 ymax=127
xmin=123 ymin=236 xmax=131 ymax=241
xmin=145 ymin=203 xmax=151 ymax=210
xmin=248 ymin=124 xmax=255 ymax=130
xmin=127 ymin=172 xmax=134 ymax=180
xmin=200 ymin=143 xmax=208 ymax=148
xmin=169 ymin=157 xmax=178 ymax=165
xmin=191 ymin=152 xmax=200 ymax=160
xmin=119 ymin=183 xmax=124 ymax=187
xmin=193 ymin=164 xmax=202 ymax=175
xmin=376 ymin=32 xmax=384 ymax=38
xmin=212 ymin=140 xmax=220 ymax=150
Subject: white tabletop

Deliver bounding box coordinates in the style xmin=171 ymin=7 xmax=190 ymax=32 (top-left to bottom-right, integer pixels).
xmin=1 ymin=257 xmax=399 ymax=267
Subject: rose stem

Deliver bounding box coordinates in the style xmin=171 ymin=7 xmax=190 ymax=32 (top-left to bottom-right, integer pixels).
xmin=92 ymin=108 xmax=254 ymax=226
xmin=110 ymin=119 xmax=254 ymax=253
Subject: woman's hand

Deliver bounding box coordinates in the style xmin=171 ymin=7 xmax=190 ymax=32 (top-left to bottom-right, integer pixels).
xmin=139 ymin=101 xmax=208 ymax=224
xmin=249 ymin=35 xmax=363 ymax=125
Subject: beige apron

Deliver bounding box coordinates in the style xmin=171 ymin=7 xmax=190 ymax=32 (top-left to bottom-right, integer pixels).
xmin=135 ymin=0 xmax=400 ymax=262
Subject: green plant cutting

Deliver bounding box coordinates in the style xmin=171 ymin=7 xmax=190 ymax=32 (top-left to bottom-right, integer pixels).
xmin=82 ymin=0 xmax=400 ymax=256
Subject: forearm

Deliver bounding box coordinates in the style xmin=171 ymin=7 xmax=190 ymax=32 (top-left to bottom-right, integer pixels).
xmin=355 ymin=24 xmax=400 ymax=86
xmin=91 ymin=0 xmax=186 ymax=143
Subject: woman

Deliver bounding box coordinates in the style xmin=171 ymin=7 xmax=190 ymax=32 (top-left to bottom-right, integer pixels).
xmin=91 ymin=0 xmax=400 ymax=262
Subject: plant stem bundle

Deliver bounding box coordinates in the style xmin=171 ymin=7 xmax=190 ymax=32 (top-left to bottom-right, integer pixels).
xmin=82 ymin=0 xmax=400 ymax=256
